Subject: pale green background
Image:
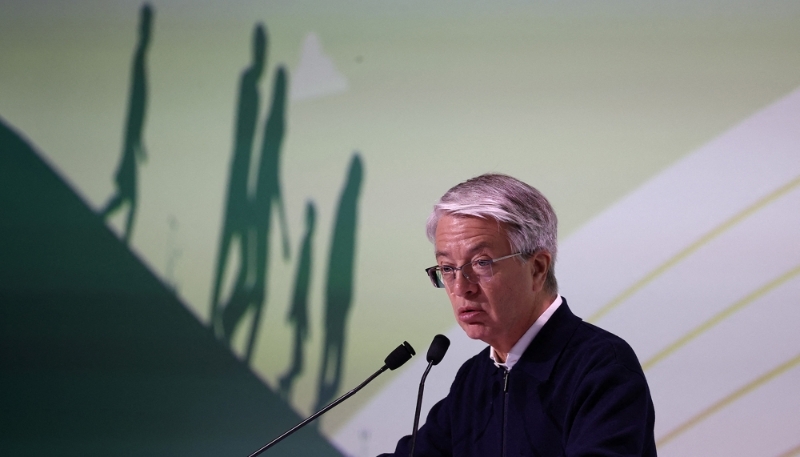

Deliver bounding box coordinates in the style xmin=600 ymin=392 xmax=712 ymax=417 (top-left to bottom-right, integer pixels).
xmin=3 ymin=0 xmax=800 ymax=447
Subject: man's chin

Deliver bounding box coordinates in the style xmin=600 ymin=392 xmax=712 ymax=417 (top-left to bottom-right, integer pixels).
xmin=460 ymin=323 xmax=491 ymax=343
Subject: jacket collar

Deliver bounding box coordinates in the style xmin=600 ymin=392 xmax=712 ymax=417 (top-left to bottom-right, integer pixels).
xmin=514 ymin=297 xmax=582 ymax=383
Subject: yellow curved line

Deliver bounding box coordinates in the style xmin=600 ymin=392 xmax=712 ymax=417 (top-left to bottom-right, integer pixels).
xmin=587 ymin=174 xmax=800 ymax=323
xmin=657 ymin=352 xmax=800 ymax=447
xmin=642 ymin=264 xmax=800 ymax=371
xmin=777 ymin=443 xmax=800 ymax=457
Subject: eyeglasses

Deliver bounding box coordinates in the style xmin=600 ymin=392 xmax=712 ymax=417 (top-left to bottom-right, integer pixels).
xmin=425 ymin=252 xmax=523 ymax=288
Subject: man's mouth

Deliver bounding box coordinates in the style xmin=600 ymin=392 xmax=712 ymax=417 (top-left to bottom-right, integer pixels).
xmin=458 ymin=307 xmax=484 ymax=322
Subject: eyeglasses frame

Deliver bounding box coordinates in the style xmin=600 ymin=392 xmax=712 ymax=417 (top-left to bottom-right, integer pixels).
xmin=424 ymin=252 xmax=524 ymax=288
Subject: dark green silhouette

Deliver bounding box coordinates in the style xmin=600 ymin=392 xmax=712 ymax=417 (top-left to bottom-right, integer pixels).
xmin=0 ymin=117 xmax=343 ymax=456
xmin=100 ymin=4 xmax=153 ymax=244
xmin=219 ymin=66 xmax=291 ymax=363
xmin=315 ymin=153 xmax=364 ymax=412
xmin=210 ymin=24 xmax=266 ymax=337
xmin=279 ymin=201 xmax=317 ymax=400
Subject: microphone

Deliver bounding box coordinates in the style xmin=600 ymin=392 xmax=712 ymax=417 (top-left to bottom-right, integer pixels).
xmin=426 ymin=334 xmax=450 ymax=366
xmin=249 ymin=341 xmax=415 ymax=457
xmin=409 ymin=334 xmax=450 ymax=457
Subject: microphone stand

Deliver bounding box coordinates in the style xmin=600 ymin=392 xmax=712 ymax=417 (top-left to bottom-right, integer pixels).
xmin=409 ymin=334 xmax=450 ymax=457
xmin=409 ymin=361 xmax=434 ymax=457
xmin=248 ymin=341 xmax=415 ymax=457
xmin=248 ymin=367 xmax=387 ymax=457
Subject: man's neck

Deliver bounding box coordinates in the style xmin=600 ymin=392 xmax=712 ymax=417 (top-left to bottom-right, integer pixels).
xmin=491 ymin=293 xmax=561 ymax=368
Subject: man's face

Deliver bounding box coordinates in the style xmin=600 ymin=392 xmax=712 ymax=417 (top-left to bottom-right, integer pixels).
xmin=434 ymin=214 xmax=548 ymax=353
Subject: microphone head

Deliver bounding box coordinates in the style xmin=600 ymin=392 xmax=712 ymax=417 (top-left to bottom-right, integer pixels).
xmin=384 ymin=341 xmax=416 ymax=370
xmin=426 ymin=334 xmax=451 ymax=365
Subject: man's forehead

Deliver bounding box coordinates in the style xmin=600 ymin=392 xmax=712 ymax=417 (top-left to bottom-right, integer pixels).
xmin=434 ymin=215 xmax=510 ymax=257
xmin=435 ymin=241 xmax=493 ymax=258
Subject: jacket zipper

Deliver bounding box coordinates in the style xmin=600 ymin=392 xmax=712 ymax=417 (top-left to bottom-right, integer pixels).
xmin=502 ymin=368 xmax=509 ymax=457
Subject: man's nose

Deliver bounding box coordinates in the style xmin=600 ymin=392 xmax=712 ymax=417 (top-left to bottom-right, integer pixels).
xmin=451 ymin=269 xmax=478 ymax=296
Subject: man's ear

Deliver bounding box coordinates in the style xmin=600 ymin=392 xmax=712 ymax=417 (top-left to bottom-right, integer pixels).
xmin=529 ymin=251 xmax=551 ymax=291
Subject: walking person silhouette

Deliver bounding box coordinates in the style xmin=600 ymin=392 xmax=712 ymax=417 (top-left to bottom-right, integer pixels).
xmin=315 ymin=153 xmax=364 ymax=412
xmin=219 ymin=66 xmax=291 ymax=363
xmin=101 ymin=4 xmax=153 ymax=244
xmin=209 ymin=25 xmax=266 ymax=337
xmin=279 ymin=201 xmax=316 ymax=400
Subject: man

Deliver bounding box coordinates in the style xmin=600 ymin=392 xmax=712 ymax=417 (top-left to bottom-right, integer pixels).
xmin=383 ymin=173 xmax=656 ymax=456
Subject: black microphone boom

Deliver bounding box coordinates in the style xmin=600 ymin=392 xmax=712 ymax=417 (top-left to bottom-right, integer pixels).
xmin=410 ymin=334 xmax=450 ymax=457
xmin=248 ymin=341 xmax=415 ymax=457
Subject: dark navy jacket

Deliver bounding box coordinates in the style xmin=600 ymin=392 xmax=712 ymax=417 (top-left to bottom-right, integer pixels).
xmin=382 ymin=300 xmax=656 ymax=456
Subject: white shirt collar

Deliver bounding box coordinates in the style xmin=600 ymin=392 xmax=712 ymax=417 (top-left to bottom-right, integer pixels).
xmin=490 ymin=294 xmax=562 ymax=371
